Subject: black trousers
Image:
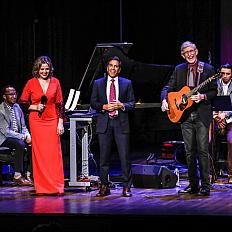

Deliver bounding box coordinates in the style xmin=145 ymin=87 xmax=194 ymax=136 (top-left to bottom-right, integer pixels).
xmin=98 ymin=118 xmax=132 ymax=188
xmin=181 ymin=111 xmax=210 ymax=189
xmin=1 ymin=137 xmax=31 ymax=175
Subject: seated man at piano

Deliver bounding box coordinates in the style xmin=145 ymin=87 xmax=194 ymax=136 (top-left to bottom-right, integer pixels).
xmin=161 ymin=41 xmax=218 ymax=196
xmin=213 ymin=63 xmax=232 ymax=183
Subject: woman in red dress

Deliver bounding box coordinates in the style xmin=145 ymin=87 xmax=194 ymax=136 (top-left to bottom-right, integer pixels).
xmin=19 ymin=56 xmax=64 ymax=195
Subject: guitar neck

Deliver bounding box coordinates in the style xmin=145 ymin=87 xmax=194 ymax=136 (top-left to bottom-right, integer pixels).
xmin=186 ymin=73 xmax=219 ymax=98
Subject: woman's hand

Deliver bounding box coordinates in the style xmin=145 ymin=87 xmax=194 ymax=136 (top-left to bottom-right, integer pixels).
xmin=57 ymin=118 xmax=64 ymax=136
xmin=37 ymin=103 xmax=46 ymax=112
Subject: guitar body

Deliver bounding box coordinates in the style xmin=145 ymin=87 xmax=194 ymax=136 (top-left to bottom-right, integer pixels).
xmin=167 ymin=86 xmax=193 ymax=123
xmin=166 ymin=72 xmax=220 ymax=123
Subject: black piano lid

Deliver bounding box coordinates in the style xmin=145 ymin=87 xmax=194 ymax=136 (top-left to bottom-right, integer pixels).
xmin=76 ymin=42 xmax=174 ymax=104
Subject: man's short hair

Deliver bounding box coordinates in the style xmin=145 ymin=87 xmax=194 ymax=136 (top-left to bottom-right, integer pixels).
xmin=107 ymin=56 xmax=122 ymax=67
xmin=181 ymin=41 xmax=197 ymax=55
xmin=1 ymin=85 xmax=15 ymax=96
xmin=220 ymin=63 xmax=232 ymax=70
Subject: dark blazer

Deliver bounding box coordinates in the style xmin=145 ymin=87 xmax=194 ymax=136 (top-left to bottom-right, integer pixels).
xmin=161 ymin=61 xmax=218 ymax=128
xmin=90 ymin=76 xmax=135 ymax=133
xmin=0 ymin=102 xmax=30 ymax=146
xmin=217 ymin=79 xmax=232 ymax=97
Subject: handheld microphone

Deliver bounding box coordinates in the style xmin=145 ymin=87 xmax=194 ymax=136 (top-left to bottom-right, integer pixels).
xmin=38 ymin=95 xmax=48 ymax=117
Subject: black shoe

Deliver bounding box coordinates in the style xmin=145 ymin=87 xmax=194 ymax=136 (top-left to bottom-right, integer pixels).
xmin=96 ymin=185 xmax=111 ymax=197
xmin=122 ymin=187 xmax=132 ymax=197
xmin=178 ymin=185 xmax=199 ymax=194
xmin=199 ymin=187 xmax=210 ymax=196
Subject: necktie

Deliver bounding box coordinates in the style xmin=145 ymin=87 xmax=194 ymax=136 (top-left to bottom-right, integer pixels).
xmin=109 ymin=79 xmax=116 ymax=118
xmin=10 ymin=107 xmax=18 ymax=132
xmin=188 ymin=67 xmax=195 ymax=87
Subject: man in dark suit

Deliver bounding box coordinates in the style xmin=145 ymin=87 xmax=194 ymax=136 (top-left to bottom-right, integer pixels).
xmin=161 ymin=41 xmax=218 ymax=196
xmin=90 ymin=56 xmax=135 ymax=197
xmin=0 ymin=85 xmax=33 ymax=186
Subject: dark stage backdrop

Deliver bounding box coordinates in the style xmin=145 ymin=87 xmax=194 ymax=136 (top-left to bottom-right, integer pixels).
xmin=0 ymin=0 xmax=220 ymax=99
xmin=0 ymin=0 xmax=222 ymax=148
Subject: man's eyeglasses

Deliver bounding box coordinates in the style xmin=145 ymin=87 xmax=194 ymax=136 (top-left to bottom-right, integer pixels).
xmin=182 ymin=49 xmax=196 ymax=56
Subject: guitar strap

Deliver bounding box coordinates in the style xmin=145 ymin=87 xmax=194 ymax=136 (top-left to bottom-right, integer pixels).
xmin=196 ymin=61 xmax=204 ymax=86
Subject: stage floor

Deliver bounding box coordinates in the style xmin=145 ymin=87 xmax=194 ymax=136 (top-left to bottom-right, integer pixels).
xmin=0 ymin=175 xmax=232 ymax=232
xmin=0 ymin=145 xmax=231 ymax=232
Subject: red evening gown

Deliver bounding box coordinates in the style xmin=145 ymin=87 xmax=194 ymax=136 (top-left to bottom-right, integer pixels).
xmin=19 ymin=77 xmax=64 ymax=194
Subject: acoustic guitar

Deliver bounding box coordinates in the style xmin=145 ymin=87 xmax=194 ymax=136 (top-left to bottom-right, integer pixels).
xmin=167 ymin=72 xmax=221 ymax=123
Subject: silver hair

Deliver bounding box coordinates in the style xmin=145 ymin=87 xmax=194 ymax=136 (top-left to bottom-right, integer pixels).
xmin=181 ymin=41 xmax=197 ymax=55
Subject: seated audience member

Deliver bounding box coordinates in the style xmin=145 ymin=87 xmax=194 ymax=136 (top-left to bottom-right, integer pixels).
xmin=0 ymin=85 xmax=33 ymax=186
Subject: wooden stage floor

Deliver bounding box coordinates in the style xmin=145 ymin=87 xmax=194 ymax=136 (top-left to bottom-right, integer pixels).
xmin=0 ymin=144 xmax=231 ymax=232
xmin=1 ymin=174 xmax=232 ymax=232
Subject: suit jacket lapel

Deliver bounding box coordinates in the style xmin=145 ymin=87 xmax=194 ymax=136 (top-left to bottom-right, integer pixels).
xmin=218 ymin=80 xmax=232 ymax=96
xmin=217 ymin=80 xmax=223 ymax=96
xmin=182 ymin=63 xmax=188 ymax=86
xmin=227 ymin=81 xmax=232 ymax=95
xmin=2 ymin=103 xmax=11 ymax=124
xmin=118 ymin=77 xmax=122 ymax=100
xmin=102 ymin=77 xmax=108 ymax=103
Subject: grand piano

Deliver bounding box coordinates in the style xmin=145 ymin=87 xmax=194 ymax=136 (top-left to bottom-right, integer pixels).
xmin=65 ymin=42 xmax=182 ymax=147
xmin=63 ymin=42 xmax=183 ymax=187
xmin=76 ymin=42 xmax=173 ymax=105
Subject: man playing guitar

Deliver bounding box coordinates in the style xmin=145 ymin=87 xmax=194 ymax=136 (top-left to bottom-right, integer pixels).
xmin=161 ymin=41 xmax=218 ymax=196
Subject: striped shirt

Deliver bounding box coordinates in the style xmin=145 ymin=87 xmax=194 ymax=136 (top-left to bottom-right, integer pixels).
xmin=5 ymin=103 xmax=18 ymax=132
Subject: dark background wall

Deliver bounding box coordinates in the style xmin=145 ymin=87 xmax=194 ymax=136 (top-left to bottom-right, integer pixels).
xmin=0 ymin=0 xmax=221 ymax=97
xmin=0 ymin=0 xmax=228 ymax=149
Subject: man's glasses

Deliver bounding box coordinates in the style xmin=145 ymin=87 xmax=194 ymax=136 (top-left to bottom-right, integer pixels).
xmin=182 ymin=49 xmax=196 ymax=56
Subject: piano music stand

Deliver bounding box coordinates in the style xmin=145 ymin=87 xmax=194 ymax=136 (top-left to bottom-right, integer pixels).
xmin=212 ymin=96 xmax=232 ymax=111
xmin=211 ymin=96 xmax=232 ymax=183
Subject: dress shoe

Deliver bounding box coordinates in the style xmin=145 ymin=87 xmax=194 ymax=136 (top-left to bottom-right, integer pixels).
xmin=199 ymin=187 xmax=210 ymax=196
xmin=96 ymin=185 xmax=111 ymax=197
xmin=26 ymin=176 xmax=34 ymax=186
xmin=122 ymin=187 xmax=132 ymax=197
xmin=178 ymin=185 xmax=199 ymax=194
xmin=13 ymin=176 xmax=32 ymax=186
xmin=228 ymin=175 xmax=232 ymax=184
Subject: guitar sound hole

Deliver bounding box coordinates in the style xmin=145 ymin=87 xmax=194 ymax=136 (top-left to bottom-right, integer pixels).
xmin=181 ymin=95 xmax=188 ymax=104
